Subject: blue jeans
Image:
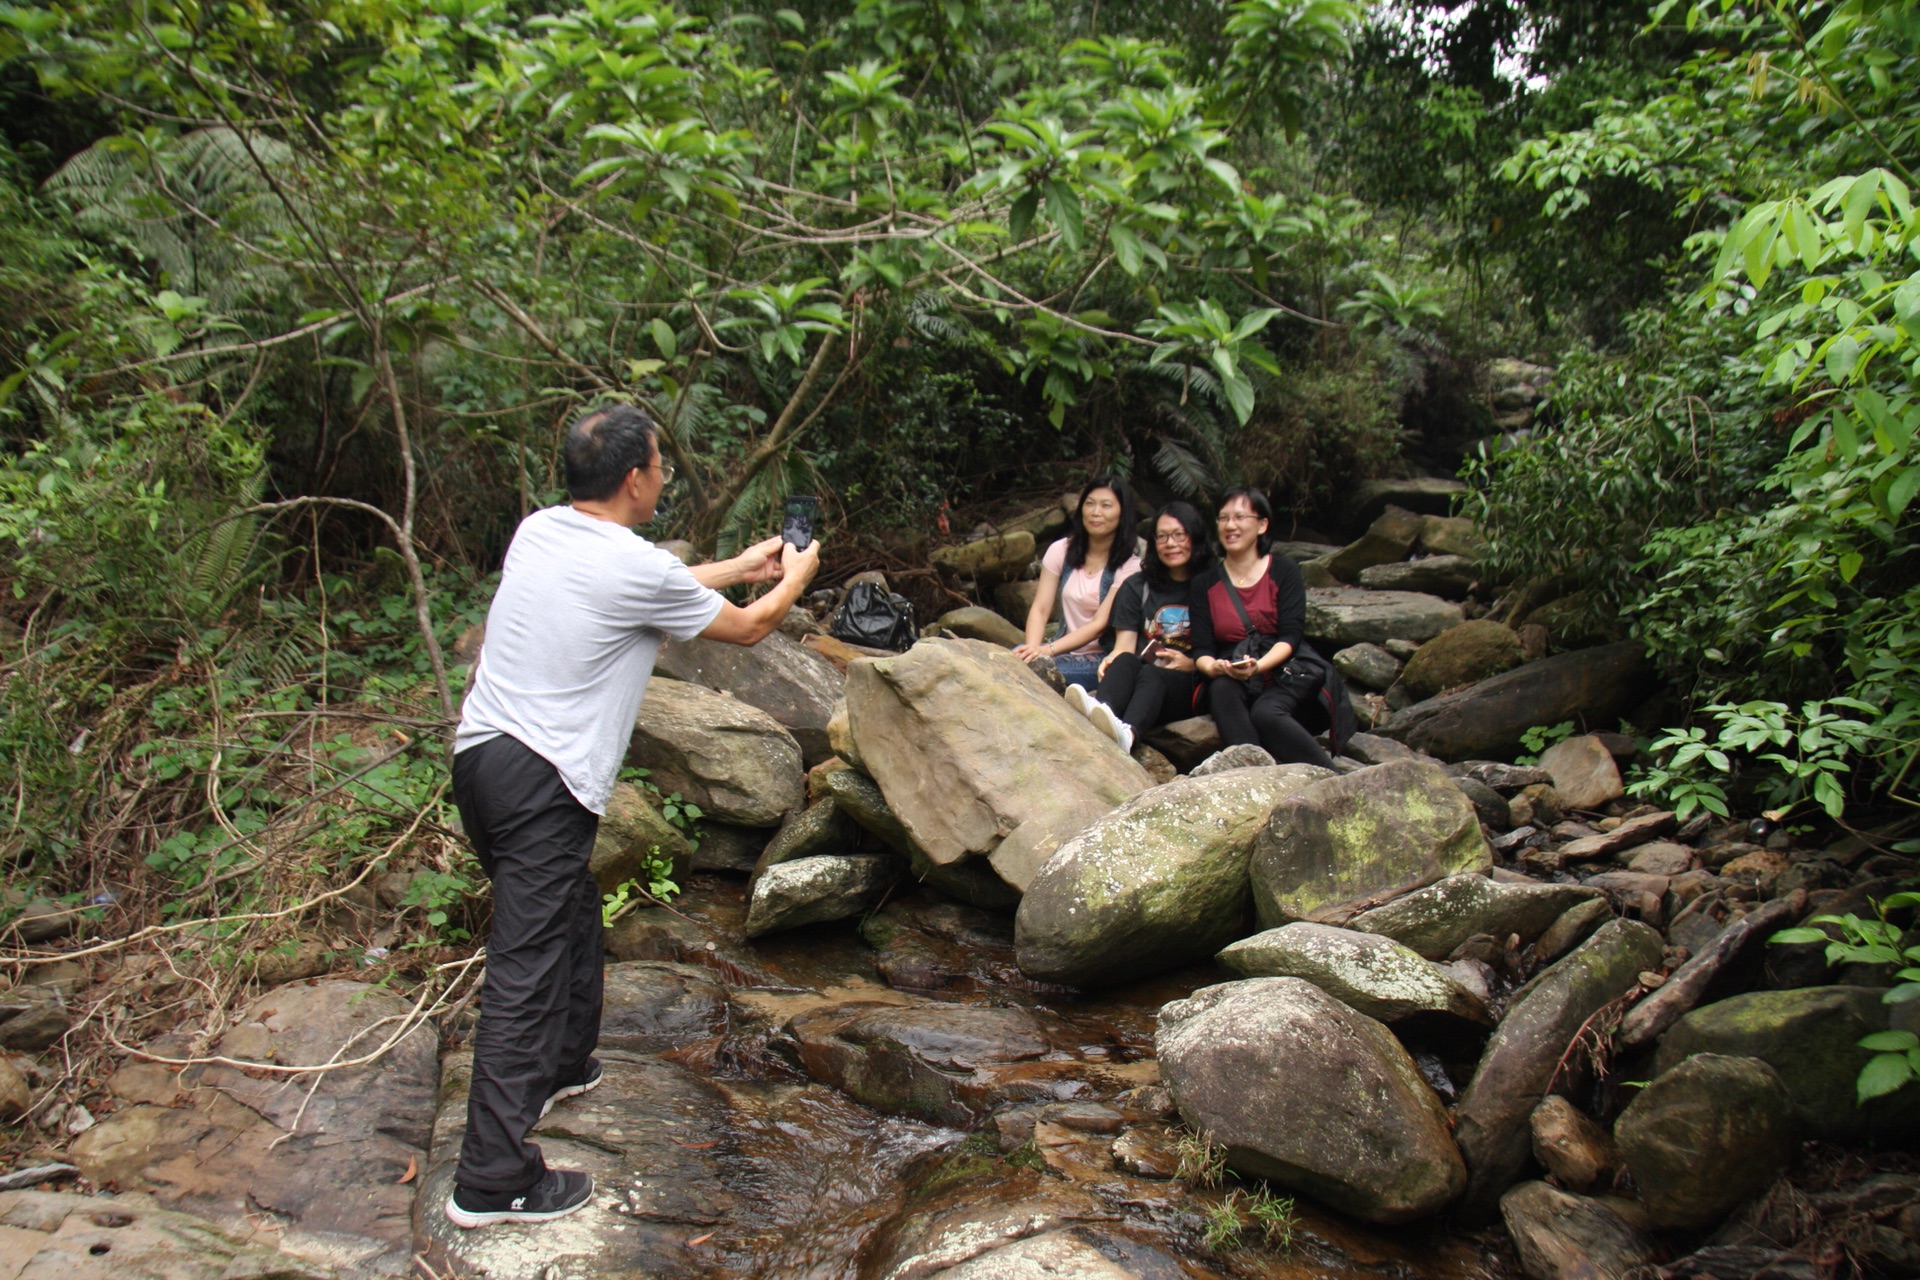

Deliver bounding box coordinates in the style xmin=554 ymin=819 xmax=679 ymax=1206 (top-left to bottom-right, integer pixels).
xmin=1054 ymin=652 xmax=1102 ymax=690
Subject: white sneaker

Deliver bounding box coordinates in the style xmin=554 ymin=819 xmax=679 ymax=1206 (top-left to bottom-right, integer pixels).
xmin=1064 ymin=683 xmax=1093 ymax=717
xmin=1088 ymin=701 xmax=1134 ymax=755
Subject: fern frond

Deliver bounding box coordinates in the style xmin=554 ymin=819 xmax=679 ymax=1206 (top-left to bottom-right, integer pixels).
xmin=1154 ymin=437 xmax=1217 ymax=499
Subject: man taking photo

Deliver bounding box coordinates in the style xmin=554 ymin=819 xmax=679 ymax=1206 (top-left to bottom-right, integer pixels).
xmin=444 ymin=402 xmax=820 ymax=1228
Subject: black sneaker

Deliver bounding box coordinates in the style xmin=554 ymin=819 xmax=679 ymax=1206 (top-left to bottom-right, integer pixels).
xmin=540 ymin=1057 xmax=604 ymax=1118
xmin=444 ymin=1168 xmax=594 ymax=1229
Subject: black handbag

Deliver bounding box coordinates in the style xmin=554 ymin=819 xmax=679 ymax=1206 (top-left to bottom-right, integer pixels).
xmin=830 ymin=581 xmax=918 ymax=651
xmin=1219 ymin=568 xmax=1327 ymax=708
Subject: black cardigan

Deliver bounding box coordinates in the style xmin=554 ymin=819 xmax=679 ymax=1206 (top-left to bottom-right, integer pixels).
xmin=1188 ymin=554 xmax=1309 ymax=661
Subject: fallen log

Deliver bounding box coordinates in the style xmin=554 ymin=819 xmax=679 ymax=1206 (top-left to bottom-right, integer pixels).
xmin=1616 ymin=889 xmax=1806 ymax=1051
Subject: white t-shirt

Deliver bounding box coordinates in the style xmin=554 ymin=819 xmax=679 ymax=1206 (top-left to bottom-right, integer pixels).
xmin=1040 ymin=537 xmax=1142 ymax=656
xmin=454 ymin=506 xmax=724 ymax=814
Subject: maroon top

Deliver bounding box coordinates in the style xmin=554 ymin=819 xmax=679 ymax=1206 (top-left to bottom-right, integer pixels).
xmin=1204 ymin=574 xmax=1280 ymax=645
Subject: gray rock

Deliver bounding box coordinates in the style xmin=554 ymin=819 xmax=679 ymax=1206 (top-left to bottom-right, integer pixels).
xmin=819 ymin=767 xmax=1019 ymax=910
xmin=1554 ymin=811 xmax=1676 ymax=861
xmin=1453 ymin=775 xmax=1512 ymax=830
xmin=1539 ymin=735 xmax=1625 ymax=811
xmin=1326 ymin=507 xmax=1425 ymax=581
xmin=1418 ymin=515 xmax=1486 ymax=561
xmin=72 ymin=981 xmax=436 ymax=1275
xmin=599 ymin=961 xmax=730 ymax=1053
xmin=593 ymin=781 xmax=692 ymax=894
xmin=1188 ymin=743 xmax=1276 ymax=777
xmin=1349 ymin=874 xmax=1603 ymax=959
xmin=1533 ymin=897 xmax=1615 ymax=964
xmin=0 ymin=999 xmax=70 ymax=1052
xmin=1249 ymin=760 xmax=1491 ymax=929
xmin=1358 ymin=555 xmax=1479 ymax=599
xmin=845 ymin=639 xmax=1149 ymax=867
xmin=1349 ymin=477 xmax=1466 ymax=525
xmin=745 ymin=854 xmax=896 ymax=937
xmin=656 ymin=628 xmax=845 ymax=767
xmin=1499 ymin=1181 xmax=1658 ymax=1280
xmin=630 ymin=677 xmax=806 ymax=827
xmin=1616 ymin=1054 xmax=1799 ymax=1228
xmin=1142 ymin=716 xmax=1222 ymax=771
xmin=1306 ymin=588 xmax=1465 ymax=648
xmin=1015 ymin=766 xmax=1330 ymax=986
xmin=930 ymin=606 xmax=1025 ymax=647
xmin=1626 ymin=841 xmax=1694 ymax=876
xmin=1216 ymin=923 xmax=1491 ymax=1024
xmin=0 ymin=1190 xmax=334 ymax=1280
xmin=689 ymin=820 xmax=769 ymax=873
xmin=1655 ymin=986 xmax=1920 ymax=1142
xmin=1343 ymin=731 xmax=1422 ymax=765
xmin=1454 ymin=919 xmax=1666 ymax=1213
xmin=1272 ymin=540 xmax=1342 ymax=564
xmin=1378 ymin=643 xmax=1653 ymax=762
xmin=930 ymin=531 xmax=1036 ymax=584
xmin=1454 ymin=761 xmax=1555 ymax=793
xmin=1157 ymin=977 xmax=1466 ymax=1223
xmin=1334 ymin=643 xmax=1403 ymax=690
xmin=753 ymin=796 xmax=857 ymax=877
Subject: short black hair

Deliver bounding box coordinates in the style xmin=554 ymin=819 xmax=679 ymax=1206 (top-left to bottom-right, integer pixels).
xmin=1065 ymin=472 xmax=1141 ymax=572
xmin=1216 ymin=485 xmax=1274 ymax=555
xmin=564 ymin=403 xmax=658 ymax=501
xmin=1143 ymin=500 xmax=1214 ymax=588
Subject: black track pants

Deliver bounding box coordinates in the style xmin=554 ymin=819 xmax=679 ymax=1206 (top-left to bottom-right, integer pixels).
xmin=1094 ymin=651 xmax=1201 ymax=734
xmin=1206 ymin=675 xmax=1336 ymax=769
xmin=450 ymin=734 xmax=604 ymax=1192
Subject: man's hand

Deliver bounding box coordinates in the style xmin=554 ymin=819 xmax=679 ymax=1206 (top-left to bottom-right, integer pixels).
xmin=733 ymin=535 xmax=786 ymax=585
xmin=781 ymin=538 xmax=821 ymax=590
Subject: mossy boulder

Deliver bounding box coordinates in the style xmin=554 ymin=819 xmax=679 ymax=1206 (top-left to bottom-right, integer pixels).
xmin=1615 ymin=1054 xmax=1799 ymax=1228
xmin=1248 ymin=760 xmax=1491 ymax=929
xmin=1397 ymin=620 xmax=1523 ymax=700
xmin=1013 ymin=765 xmax=1330 ymax=987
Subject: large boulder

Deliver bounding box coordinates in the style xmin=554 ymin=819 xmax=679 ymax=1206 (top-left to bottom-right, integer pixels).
xmin=1215 ymin=923 xmax=1491 ymax=1024
xmin=1452 ymin=919 xmax=1665 ymax=1214
xmin=1248 ymin=760 xmax=1491 ymax=929
xmin=1357 ymin=555 xmax=1479 ymax=599
xmin=753 ymin=796 xmax=859 ymax=878
xmin=1143 ymin=716 xmax=1223 ymax=770
xmin=1348 ymin=874 xmax=1603 ymax=960
xmin=1349 ymin=477 xmax=1466 ymax=525
xmin=1325 ymin=507 xmax=1424 ymax=581
xmin=930 ymin=606 xmax=1025 ymax=647
xmin=931 ymin=530 xmax=1036 ymax=584
xmin=745 ymin=854 xmax=897 ymax=937
xmin=1378 ymin=642 xmax=1654 ymax=761
xmin=1014 ymin=766 xmax=1330 ymax=986
xmin=817 ymin=766 xmax=1019 ymax=910
xmin=71 ymin=981 xmax=435 ymax=1275
xmin=1418 ymin=515 xmax=1486 ymax=561
xmin=656 ymin=629 xmax=844 ymax=767
xmin=1499 ymin=1182 xmax=1657 ymax=1280
xmin=1654 ymin=986 xmax=1920 ymax=1142
xmin=1615 ymin=1054 xmax=1799 ymax=1229
xmin=1306 ymin=589 xmax=1465 ymax=647
xmin=844 ymin=639 xmax=1150 ymax=868
xmin=1156 ymin=977 xmax=1466 ymax=1223
xmin=1397 ymin=621 xmax=1523 ymax=700
xmin=598 ymin=961 xmax=730 ymax=1053
xmin=629 ymin=677 xmax=805 ymax=827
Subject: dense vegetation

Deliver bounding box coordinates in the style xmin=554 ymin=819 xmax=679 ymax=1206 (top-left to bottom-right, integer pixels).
xmin=0 ymin=0 xmax=1913 ymax=950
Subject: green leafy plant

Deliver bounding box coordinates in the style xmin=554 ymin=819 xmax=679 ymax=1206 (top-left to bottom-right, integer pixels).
xmin=600 ymin=846 xmax=683 ymax=927
xmin=1197 ymin=1185 xmax=1299 ymax=1253
xmin=1515 ymin=720 xmax=1576 ymax=767
xmin=1629 ymin=699 xmax=1885 ymax=821
xmin=1772 ymin=892 xmax=1920 ymax=1103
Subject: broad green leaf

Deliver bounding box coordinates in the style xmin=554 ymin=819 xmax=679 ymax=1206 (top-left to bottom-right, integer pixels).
xmin=1045 ymin=180 xmax=1084 ymax=252
xmin=650 ymin=319 xmax=677 ymax=361
xmin=1109 ymin=222 xmax=1144 ymax=275
xmin=1858 ymin=1030 xmax=1919 ymax=1053
xmin=1858 ymin=1052 xmax=1916 ymax=1103
xmin=1009 ymin=188 xmax=1038 ymax=242
xmin=1886 ymin=465 xmax=1920 ymax=519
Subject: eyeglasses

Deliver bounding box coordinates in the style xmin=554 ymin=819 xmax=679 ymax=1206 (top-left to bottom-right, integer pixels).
xmin=1218 ymin=513 xmax=1259 ymax=525
xmin=643 ymin=459 xmax=675 ymax=486
xmin=1154 ymin=531 xmax=1191 ymax=545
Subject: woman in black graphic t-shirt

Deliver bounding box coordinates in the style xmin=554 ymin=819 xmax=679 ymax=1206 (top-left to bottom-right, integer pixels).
xmin=1188 ymin=487 xmax=1336 ymax=769
xmin=1063 ymin=502 xmax=1212 ymax=754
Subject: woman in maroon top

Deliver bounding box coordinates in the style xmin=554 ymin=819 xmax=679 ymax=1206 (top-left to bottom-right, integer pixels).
xmin=1188 ymin=487 xmax=1335 ymax=769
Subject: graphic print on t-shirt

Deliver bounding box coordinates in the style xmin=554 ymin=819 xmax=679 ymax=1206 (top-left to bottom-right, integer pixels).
xmin=1145 ymin=603 xmax=1192 ymax=650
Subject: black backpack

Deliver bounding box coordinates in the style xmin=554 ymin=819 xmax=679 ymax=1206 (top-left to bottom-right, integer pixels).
xmin=830 ymin=582 xmax=918 ymax=651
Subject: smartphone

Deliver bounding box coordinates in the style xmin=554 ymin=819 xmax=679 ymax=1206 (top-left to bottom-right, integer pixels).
xmin=1139 ymin=637 xmax=1167 ymax=663
xmin=781 ymin=494 xmax=819 ymax=551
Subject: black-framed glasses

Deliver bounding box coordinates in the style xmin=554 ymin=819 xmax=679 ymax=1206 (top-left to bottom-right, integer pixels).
xmin=1154 ymin=531 xmax=1191 ymax=545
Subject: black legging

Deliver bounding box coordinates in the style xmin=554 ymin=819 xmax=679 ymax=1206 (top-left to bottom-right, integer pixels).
xmin=1206 ymin=675 xmax=1335 ymax=769
xmin=1095 ymin=651 xmax=1201 ymax=734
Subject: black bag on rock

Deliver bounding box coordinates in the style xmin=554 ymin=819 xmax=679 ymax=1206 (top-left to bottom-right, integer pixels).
xmin=830 ymin=582 xmax=918 ymax=651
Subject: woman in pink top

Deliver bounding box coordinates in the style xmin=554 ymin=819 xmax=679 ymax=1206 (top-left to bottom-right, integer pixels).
xmin=1014 ymin=474 xmax=1143 ymax=691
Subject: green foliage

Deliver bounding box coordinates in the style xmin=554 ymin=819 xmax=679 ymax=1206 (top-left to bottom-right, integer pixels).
xmin=1197 ymin=1185 xmax=1299 ymax=1254
xmin=1515 ymin=719 xmax=1576 ymax=766
xmin=1628 ymin=699 xmax=1885 ymax=821
xmin=1173 ymin=1126 xmax=1227 ymax=1188
xmin=601 ymin=848 xmax=683 ymax=927
xmin=1772 ymin=891 xmax=1920 ymax=1103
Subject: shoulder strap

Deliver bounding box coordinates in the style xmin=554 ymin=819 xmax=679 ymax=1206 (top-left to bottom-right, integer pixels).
xmin=1221 ymin=570 xmax=1261 ymax=637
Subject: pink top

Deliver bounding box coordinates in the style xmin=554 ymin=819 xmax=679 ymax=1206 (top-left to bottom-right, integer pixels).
xmin=1041 ymin=537 xmax=1142 ymax=655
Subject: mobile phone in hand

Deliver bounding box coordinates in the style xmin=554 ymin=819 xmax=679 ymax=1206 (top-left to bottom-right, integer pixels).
xmin=781 ymin=494 xmax=819 ymax=551
xmin=1139 ymin=637 xmax=1166 ymax=663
